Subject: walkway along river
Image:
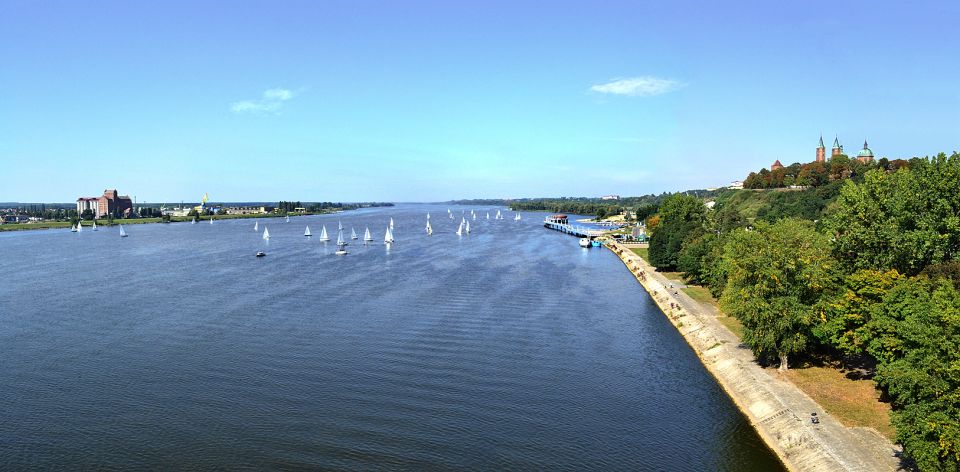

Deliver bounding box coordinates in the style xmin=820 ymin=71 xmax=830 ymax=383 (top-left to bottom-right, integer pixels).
xmin=606 ymin=241 xmax=901 ymax=471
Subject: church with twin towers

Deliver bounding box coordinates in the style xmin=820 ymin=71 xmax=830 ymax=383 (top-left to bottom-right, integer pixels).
xmin=771 ymin=135 xmax=875 ymax=171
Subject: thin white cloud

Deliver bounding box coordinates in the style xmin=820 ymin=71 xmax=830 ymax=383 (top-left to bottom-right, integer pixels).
xmin=590 ymin=76 xmax=683 ymax=97
xmin=230 ymin=88 xmax=296 ymax=113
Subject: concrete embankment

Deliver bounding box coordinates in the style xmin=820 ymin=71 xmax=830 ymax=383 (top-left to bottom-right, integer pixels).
xmin=606 ymin=242 xmax=900 ymax=472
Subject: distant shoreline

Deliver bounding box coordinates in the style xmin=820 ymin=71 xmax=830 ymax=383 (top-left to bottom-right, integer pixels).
xmin=0 ymin=210 xmax=350 ymax=233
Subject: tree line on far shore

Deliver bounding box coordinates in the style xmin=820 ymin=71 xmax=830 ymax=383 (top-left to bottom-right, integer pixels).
xmin=646 ymin=152 xmax=960 ymax=471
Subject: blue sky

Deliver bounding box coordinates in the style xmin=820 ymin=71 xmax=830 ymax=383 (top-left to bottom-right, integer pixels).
xmin=1 ymin=0 xmax=957 ymax=203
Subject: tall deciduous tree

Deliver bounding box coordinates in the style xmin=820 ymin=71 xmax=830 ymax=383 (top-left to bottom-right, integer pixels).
xmin=719 ymin=218 xmax=836 ymax=370
xmin=827 ymin=152 xmax=960 ymax=276
xmin=648 ymin=194 xmax=706 ymax=270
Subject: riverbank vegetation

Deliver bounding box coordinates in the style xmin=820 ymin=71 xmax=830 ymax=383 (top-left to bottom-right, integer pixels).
xmin=646 ymin=152 xmax=960 ymax=471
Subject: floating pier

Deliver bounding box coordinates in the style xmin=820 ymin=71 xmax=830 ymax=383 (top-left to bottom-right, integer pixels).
xmin=543 ymin=215 xmax=607 ymax=238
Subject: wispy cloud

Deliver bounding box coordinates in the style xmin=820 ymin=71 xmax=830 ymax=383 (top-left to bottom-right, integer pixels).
xmin=230 ymin=88 xmax=297 ymax=113
xmin=590 ymin=76 xmax=683 ymax=97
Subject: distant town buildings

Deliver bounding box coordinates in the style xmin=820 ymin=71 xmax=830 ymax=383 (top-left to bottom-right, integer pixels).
xmin=601 ymin=195 xmax=620 ymax=200
xmin=728 ymin=180 xmax=744 ymax=189
xmin=76 ymin=189 xmax=133 ymax=218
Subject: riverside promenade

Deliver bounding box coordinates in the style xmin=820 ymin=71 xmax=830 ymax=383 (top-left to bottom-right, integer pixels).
xmin=607 ymin=242 xmax=902 ymax=472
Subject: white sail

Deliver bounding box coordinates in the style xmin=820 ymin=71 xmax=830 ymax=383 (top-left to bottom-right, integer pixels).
xmin=76 ymin=222 xmax=83 ymax=232
xmin=486 ymin=212 xmax=490 ymax=220
xmin=456 ymin=221 xmax=463 ymax=236
xmin=254 ymin=221 xmax=258 ymax=231
xmin=305 ymin=226 xmax=312 ymax=237
xmin=465 ymin=220 xmax=471 ymax=234
xmin=426 ymin=220 xmax=433 ymax=235
xmin=192 ymin=218 xmax=196 ymax=224
xmin=389 ymin=217 xmax=394 ymax=230
xmin=92 ymin=220 xmax=98 ymax=231
xmin=262 ymin=227 xmax=270 ymax=240
xmin=285 ymin=215 xmax=290 ymax=223
xmin=384 ymin=226 xmax=394 ymax=244
xmin=319 ymin=225 xmax=329 ymax=241
xmin=336 ymin=228 xmax=345 ymax=245
xmin=351 ymin=227 xmax=358 ymax=240
xmin=210 ymin=217 xmax=213 ymax=225
xmin=472 ymin=213 xmax=476 ymax=221
xmin=427 ymin=212 xmax=430 ymax=220
xmin=364 ymin=227 xmax=373 ymax=243
xmin=496 ymin=210 xmax=502 ymax=219
xmin=119 ymin=225 xmax=127 ymax=237
xmin=338 ymin=220 xmax=343 ymax=231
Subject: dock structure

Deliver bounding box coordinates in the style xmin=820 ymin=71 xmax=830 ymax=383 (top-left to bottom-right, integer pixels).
xmin=543 ymin=215 xmax=608 ymax=238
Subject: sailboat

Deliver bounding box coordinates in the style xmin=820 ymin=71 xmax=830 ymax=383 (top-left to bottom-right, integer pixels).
xmin=71 ymin=222 xmax=79 ymax=232
xmin=426 ymin=220 xmax=433 ymax=236
xmin=465 ymin=220 xmax=471 ymax=234
xmin=456 ymin=220 xmax=463 ymax=236
xmin=304 ymin=226 xmax=312 ymax=237
xmin=285 ymin=215 xmax=290 ymax=223
xmin=363 ymin=227 xmax=373 ymax=244
xmin=486 ymin=212 xmax=490 ymax=220
xmin=254 ymin=221 xmax=259 ymax=232
xmin=384 ymin=226 xmax=394 ymax=244
xmin=472 ymin=212 xmax=476 ymax=221
xmin=119 ymin=225 xmax=127 ymax=237
xmin=351 ymin=227 xmax=358 ymax=240
xmin=262 ymin=227 xmax=270 ymax=240
xmin=92 ymin=220 xmax=98 ymax=231
xmin=496 ymin=209 xmax=502 ymax=220
xmin=335 ymin=228 xmax=348 ymax=255
xmin=319 ymin=225 xmax=330 ymax=242
xmin=515 ymin=213 xmax=522 ymax=221
xmin=192 ymin=218 xmax=196 ymax=224
xmin=338 ymin=220 xmax=343 ymax=231
xmin=77 ymin=221 xmax=83 ymax=232
xmin=210 ymin=217 xmax=213 ymax=225
xmin=389 ymin=217 xmax=394 ymax=231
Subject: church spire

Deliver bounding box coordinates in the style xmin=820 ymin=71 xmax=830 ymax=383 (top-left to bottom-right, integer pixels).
xmin=863 ymin=139 xmax=869 ymax=149
xmin=832 ymin=136 xmax=841 ymax=149
xmin=818 ymin=134 xmax=825 ymax=148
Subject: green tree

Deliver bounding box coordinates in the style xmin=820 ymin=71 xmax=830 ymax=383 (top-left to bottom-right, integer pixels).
xmin=827 ymin=153 xmax=960 ymax=276
xmin=81 ymin=209 xmax=94 ymax=220
xmin=648 ymin=194 xmax=706 ymax=270
xmin=866 ymin=278 xmax=960 ymax=471
xmin=814 ymin=269 xmax=902 ymax=357
xmin=719 ymin=218 xmax=836 ymax=370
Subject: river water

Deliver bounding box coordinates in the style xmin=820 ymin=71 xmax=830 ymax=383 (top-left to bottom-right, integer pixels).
xmin=0 ymin=204 xmax=782 ymax=470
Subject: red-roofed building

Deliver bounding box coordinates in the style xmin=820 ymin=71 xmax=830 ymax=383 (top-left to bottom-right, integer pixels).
xmin=770 ymin=159 xmax=784 ymax=171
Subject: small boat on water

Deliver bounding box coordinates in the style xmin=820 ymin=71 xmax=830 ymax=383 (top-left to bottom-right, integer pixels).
xmin=384 ymin=226 xmax=394 ymax=244
xmin=426 ymin=220 xmax=433 ymax=236
xmin=285 ymin=215 xmax=290 ymax=223
xmin=389 ymin=217 xmax=394 ymax=231
xmin=364 ymin=227 xmax=373 ymax=244
xmin=515 ymin=213 xmax=522 ymax=221
xmin=192 ymin=218 xmax=196 ymax=224
xmin=262 ymin=227 xmax=270 ymax=240
xmin=456 ymin=220 xmax=463 ymax=236
xmin=486 ymin=212 xmax=490 ymax=220
xmin=256 ymin=251 xmax=266 ymax=257
xmin=305 ymin=226 xmax=312 ymax=237
xmin=579 ymin=238 xmax=590 ymax=248
xmin=496 ymin=210 xmax=502 ymax=220
xmin=119 ymin=225 xmax=128 ymax=237
xmin=254 ymin=221 xmax=259 ymax=232
xmin=351 ymin=227 xmax=358 ymax=240
xmin=92 ymin=220 xmax=98 ymax=231
xmin=71 ymin=222 xmax=79 ymax=232
xmin=335 ymin=228 xmax=349 ymax=255
xmin=209 ymin=217 xmax=213 ymax=225
xmin=591 ymin=239 xmax=602 ymax=247
xmin=319 ymin=225 xmax=330 ymax=242
xmin=465 ymin=220 xmax=471 ymax=234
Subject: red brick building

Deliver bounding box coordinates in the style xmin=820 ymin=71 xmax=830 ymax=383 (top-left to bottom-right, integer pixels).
xmin=76 ymin=189 xmax=133 ymax=219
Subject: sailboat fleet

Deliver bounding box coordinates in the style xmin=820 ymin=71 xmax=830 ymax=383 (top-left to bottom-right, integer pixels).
xmin=70 ymin=207 xmax=521 ymax=255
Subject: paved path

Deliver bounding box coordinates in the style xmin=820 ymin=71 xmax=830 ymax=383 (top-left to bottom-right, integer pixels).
xmin=607 ymin=242 xmax=904 ymax=472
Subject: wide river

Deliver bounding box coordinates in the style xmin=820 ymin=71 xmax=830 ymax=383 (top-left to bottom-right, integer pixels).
xmin=0 ymin=204 xmax=782 ymax=470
